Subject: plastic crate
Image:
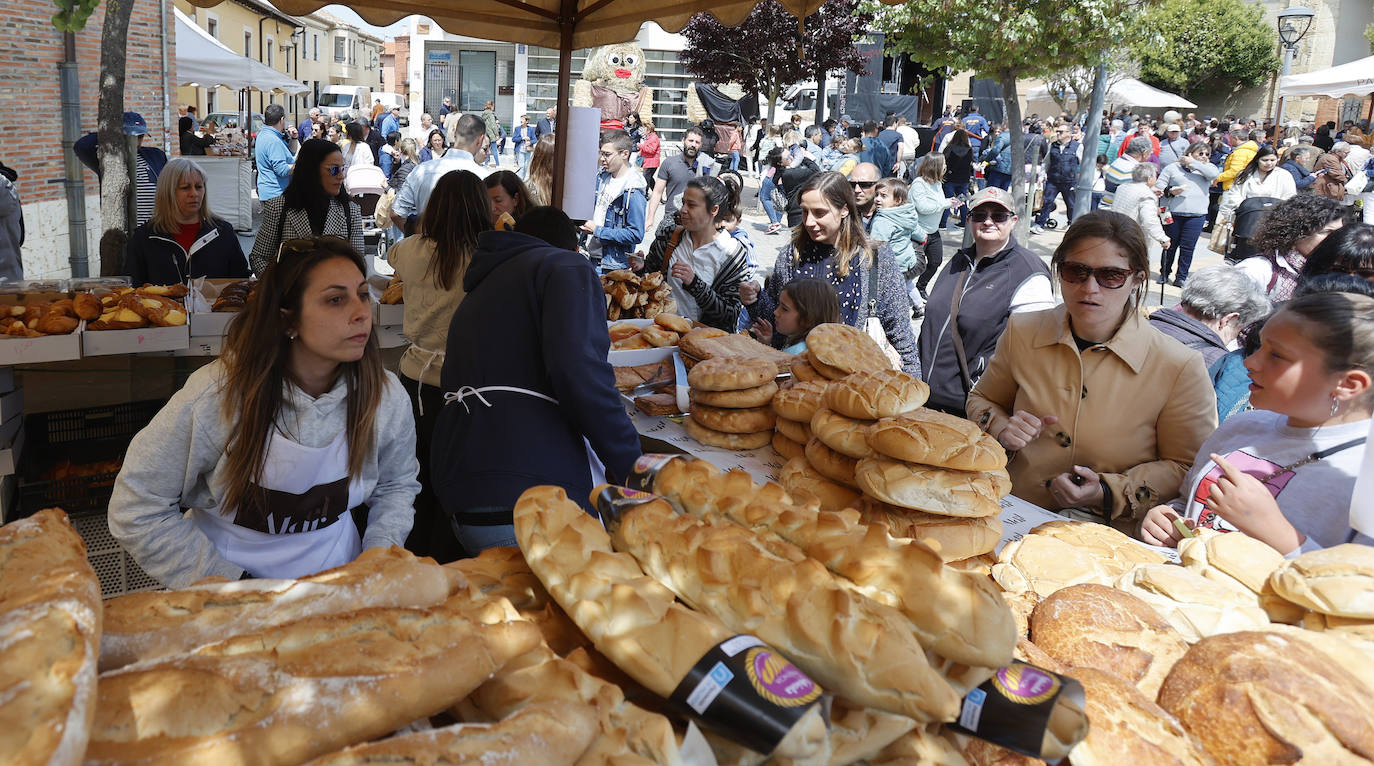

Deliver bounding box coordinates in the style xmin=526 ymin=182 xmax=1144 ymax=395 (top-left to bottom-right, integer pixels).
xmin=17 ymin=399 xmax=165 ymax=519
xmin=71 ymin=509 xmax=161 ymax=598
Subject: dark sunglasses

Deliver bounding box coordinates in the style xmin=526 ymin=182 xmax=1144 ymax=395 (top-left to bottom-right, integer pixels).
xmin=276 ymin=236 xmax=350 ymax=264
xmin=968 ymin=209 xmax=1013 ymax=223
xmin=1058 ymin=261 xmax=1134 ymax=289
xmin=850 ymin=180 xmax=877 ymax=189
xmin=324 ymin=164 xmax=344 ymax=177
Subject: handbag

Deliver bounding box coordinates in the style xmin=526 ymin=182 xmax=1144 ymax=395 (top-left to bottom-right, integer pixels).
xmin=864 ymin=259 xmax=903 ymax=369
xmin=1208 ymin=219 xmax=1232 ymax=255
xmin=1345 ymin=160 xmax=1369 ymax=196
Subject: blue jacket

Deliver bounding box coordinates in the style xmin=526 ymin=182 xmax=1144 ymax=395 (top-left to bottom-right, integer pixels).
xmin=378 ymin=113 xmax=400 ymax=138
xmin=983 ymin=132 xmax=1012 ymax=174
xmin=1281 ymin=159 xmax=1316 ymax=190
xmin=73 ymin=132 xmax=167 ymax=185
xmin=253 ymin=126 xmax=294 ymax=201
xmin=512 ymin=124 xmax=536 ymax=153
xmin=961 ymin=114 xmax=990 ymax=151
xmin=1210 ymin=350 xmax=1251 ymax=424
xmin=859 ymin=137 xmax=892 ymax=175
xmin=592 ymin=170 xmax=647 ymax=272
xmin=431 ymin=230 xmax=641 ymax=521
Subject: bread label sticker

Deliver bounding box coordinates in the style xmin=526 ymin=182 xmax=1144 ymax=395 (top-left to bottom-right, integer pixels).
xmin=593 ymin=485 xmax=672 ymax=532
xmin=960 ymin=688 xmax=987 ymax=730
xmin=626 ymin=452 xmax=695 ymax=492
xmin=994 ymin=664 xmax=1059 ymax=705
xmin=668 ymin=635 xmax=824 ymax=756
xmin=948 ymin=661 xmax=1087 ymax=759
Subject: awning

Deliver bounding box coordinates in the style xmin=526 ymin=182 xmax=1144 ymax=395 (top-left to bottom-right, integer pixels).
xmin=1280 ymin=55 xmax=1374 ymax=99
xmin=175 ymin=7 xmax=310 ymax=94
xmin=1028 ymin=77 xmax=1197 ymax=110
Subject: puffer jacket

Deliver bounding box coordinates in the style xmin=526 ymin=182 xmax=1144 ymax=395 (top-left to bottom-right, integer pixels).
xmin=869 ymin=202 xmax=924 ymax=272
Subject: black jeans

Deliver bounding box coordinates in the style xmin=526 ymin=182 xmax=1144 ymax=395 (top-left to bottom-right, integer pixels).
xmin=402 ymin=377 xmax=463 ymax=563
xmin=917 ymin=231 xmax=944 ymax=294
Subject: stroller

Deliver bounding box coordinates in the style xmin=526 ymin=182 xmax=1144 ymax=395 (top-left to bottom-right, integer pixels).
xmin=343 ymin=164 xmax=392 ymax=267
xmin=1227 ymin=196 xmax=1281 ymax=264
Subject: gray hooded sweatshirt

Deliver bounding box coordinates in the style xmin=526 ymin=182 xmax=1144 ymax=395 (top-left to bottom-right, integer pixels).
xmin=108 ymin=360 xmax=420 ymax=588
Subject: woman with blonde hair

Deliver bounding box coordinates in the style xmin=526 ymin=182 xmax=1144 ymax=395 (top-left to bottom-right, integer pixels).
xmin=741 ymin=171 xmax=919 ymax=373
xmin=389 ymin=138 xmax=420 ymax=191
xmin=526 ymin=134 xmax=556 ymax=206
xmin=124 ymin=157 xmax=249 ymax=285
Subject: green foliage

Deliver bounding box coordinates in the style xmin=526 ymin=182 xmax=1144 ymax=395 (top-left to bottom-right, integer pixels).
xmin=1366 ymin=21 xmax=1373 ymax=54
xmin=1131 ymin=0 xmax=1279 ymax=96
xmin=51 ymin=0 xmax=100 ymax=32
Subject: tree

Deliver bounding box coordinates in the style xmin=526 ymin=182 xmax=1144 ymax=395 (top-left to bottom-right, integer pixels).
xmin=680 ymin=0 xmax=871 ymax=126
xmin=879 ymin=0 xmax=1151 ymax=232
xmin=1042 ymin=58 xmax=1140 ymax=120
xmin=1365 ymin=21 xmax=1373 ymax=54
xmin=1132 ymin=0 xmax=1279 ymax=98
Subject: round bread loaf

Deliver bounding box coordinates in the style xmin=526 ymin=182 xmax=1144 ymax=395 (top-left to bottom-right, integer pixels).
xmin=804 ymin=437 xmax=859 ymax=488
xmin=688 ymin=403 xmax=776 ymax=434
xmin=654 ymin=313 xmax=692 ymax=333
xmin=774 ymin=417 xmax=812 ymax=445
xmin=772 ymin=431 xmax=806 ymax=462
xmin=772 ymin=380 xmax=830 ymax=422
xmin=866 ymin=409 xmax=1006 ymax=471
xmin=825 ymin=370 xmax=929 ymax=420
xmin=1031 ymin=583 xmax=1188 ymax=699
xmin=855 ymin=457 xmax=1006 ymax=518
xmin=805 ymin=350 xmax=851 ymax=381
xmin=1178 ymin=527 xmax=1285 ymax=595
xmin=1115 ymin=563 xmax=1270 ymax=643
xmin=807 ymin=323 xmax=896 ymax=374
xmin=1027 ymin=520 xmax=1167 ymax=568
xmin=687 ymin=356 xmax=777 ymax=392
xmin=810 ymin=408 xmax=874 ymax=459
xmin=1158 ymin=630 xmax=1374 ymax=765
xmin=1067 ymin=667 xmax=1213 ymax=766
xmin=789 ymin=355 xmax=825 ymax=382
xmin=689 ymin=380 xmax=778 ymax=409
xmin=777 ymin=457 xmax=861 ymax=511
xmin=683 ymin=416 xmax=772 ymax=450
xmin=1269 ymin=544 xmax=1374 ymax=619
xmin=855 ymin=498 xmax=1001 ymax=561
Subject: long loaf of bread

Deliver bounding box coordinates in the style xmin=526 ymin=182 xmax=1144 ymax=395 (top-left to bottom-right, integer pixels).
xmin=512 ymin=486 xmax=830 ymax=765
xmin=609 ymin=490 xmax=962 ymax=722
xmin=0 ymin=508 xmax=102 ymax=766
xmin=85 ymin=601 xmax=540 ymax=766
xmin=648 ymin=458 xmax=1016 ymax=670
xmin=301 ymin=700 xmax=600 ymax=766
xmin=100 ymin=546 xmax=465 ymax=670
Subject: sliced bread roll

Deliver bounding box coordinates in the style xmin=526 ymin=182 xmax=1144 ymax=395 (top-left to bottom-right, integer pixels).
xmin=1269 ymin=543 xmax=1374 ymax=619
xmin=824 ymin=369 xmax=928 ymax=420
xmin=856 ymin=457 xmax=1008 ymax=517
xmin=856 ymin=498 xmax=1002 ymax=562
xmin=866 ymin=409 xmax=1006 ymax=471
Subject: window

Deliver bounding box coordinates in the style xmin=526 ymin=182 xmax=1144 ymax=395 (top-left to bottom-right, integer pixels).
xmin=207 ymin=90 xmax=217 ymax=112
xmin=313 ymin=33 xmax=318 ymax=61
xmin=335 ymin=36 xmax=345 ymax=63
xmin=205 ymin=18 xmax=217 ymax=39
xmin=349 ymin=40 xmax=357 ymax=66
xmin=266 ymin=37 xmax=274 ymax=68
xmin=244 ymin=30 xmax=252 ymax=59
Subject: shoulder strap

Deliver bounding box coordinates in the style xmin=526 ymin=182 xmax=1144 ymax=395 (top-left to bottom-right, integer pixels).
xmin=948 ymin=265 xmax=975 ymax=395
xmin=658 ymin=226 xmax=685 ymax=275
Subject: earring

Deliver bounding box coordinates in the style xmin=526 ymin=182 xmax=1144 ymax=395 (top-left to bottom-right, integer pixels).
xmin=286 ymin=331 xmax=297 ymax=341
xmin=1331 ymin=395 xmax=1341 ymax=416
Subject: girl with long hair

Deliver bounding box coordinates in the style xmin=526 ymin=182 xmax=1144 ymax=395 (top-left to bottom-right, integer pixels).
xmin=1240 ymin=194 xmax=1346 ymax=302
xmin=386 ymin=170 xmax=491 ymax=561
xmin=750 ymin=276 xmax=841 ymax=354
xmin=642 ymin=176 xmax=750 ymax=331
xmin=340 ymin=120 xmax=375 ymax=172
xmin=1219 ymin=145 xmax=1297 ymax=261
xmin=124 ymin=158 xmax=249 ymax=285
xmin=389 ymin=138 xmax=420 ymax=191
xmin=638 ymin=120 xmax=660 ymax=189
xmin=484 ymin=170 xmax=534 ymax=227
xmin=941 ymin=129 xmax=975 ymax=228
xmin=108 ymin=237 xmax=420 ymax=587
xmin=741 ymin=171 xmax=920 ymax=373
xmin=526 ymin=134 xmax=557 ymax=206
xmin=249 ymin=138 xmax=364 ymax=275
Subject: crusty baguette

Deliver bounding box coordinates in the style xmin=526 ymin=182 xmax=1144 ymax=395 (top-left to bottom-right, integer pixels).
xmin=101 ymin=546 xmax=464 ymax=671
xmin=445 ymin=546 xmax=590 ymax=656
xmin=85 ymin=601 xmax=540 ymax=766
xmin=302 ymin=700 xmax=598 ymax=765
xmin=646 ymin=458 xmax=1015 ymax=671
xmin=512 ymin=485 xmax=830 ymax=764
xmin=0 ymin=508 xmax=102 ymax=766
xmin=609 ymin=489 xmax=961 ymax=722
xmin=452 ymin=645 xmax=680 ymax=766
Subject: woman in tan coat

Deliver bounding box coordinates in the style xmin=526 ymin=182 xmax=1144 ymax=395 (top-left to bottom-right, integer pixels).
xmin=1313 ymin=142 xmax=1352 ymax=201
xmin=967 ymin=211 xmax=1218 ymax=531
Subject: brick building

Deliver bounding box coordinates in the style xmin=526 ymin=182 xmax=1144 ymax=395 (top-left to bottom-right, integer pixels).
xmin=0 ymin=0 xmax=175 ymax=278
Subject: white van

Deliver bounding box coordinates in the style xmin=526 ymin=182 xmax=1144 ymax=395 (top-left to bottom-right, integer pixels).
xmin=318 ymin=85 xmax=371 ymax=121
xmin=373 ymin=92 xmax=409 ymax=125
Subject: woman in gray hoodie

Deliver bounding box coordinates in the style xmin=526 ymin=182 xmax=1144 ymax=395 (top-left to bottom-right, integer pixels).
xmin=1155 ymin=141 xmax=1219 ymax=286
xmin=108 ymin=237 xmax=421 ymax=587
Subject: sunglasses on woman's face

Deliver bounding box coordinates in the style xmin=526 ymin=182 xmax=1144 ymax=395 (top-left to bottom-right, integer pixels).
xmin=968 ymin=209 xmax=1013 ymax=223
xmin=1058 ymin=261 xmax=1133 ymax=289
xmin=324 ymin=164 xmax=344 ymax=177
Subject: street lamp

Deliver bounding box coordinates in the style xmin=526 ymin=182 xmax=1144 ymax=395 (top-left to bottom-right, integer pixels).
xmin=1274 ymin=5 xmax=1316 ymax=124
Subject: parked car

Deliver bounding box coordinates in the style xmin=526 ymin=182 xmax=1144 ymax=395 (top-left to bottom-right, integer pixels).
xmin=373 ymin=92 xmax=409 ymax=126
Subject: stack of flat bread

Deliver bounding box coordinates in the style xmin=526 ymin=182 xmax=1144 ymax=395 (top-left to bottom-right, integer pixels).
xmin=679 ymin=326 xmax=794 ymax=374
xmin=799 ymin=323 xmax=897 ymax=380
xmin=772 ymin=378 xmax=827 ymax=462
xmin=684 ymin=356 xmax=779 ymax=450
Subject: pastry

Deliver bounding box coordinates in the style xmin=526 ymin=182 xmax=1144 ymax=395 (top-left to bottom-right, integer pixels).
xmin=825 ymin=369 xmax=929 ymax=419
xmin=685 ymin=356 xmax=776 ymax=392
xmin=811 ymin=407 xmax=875 ymax=459
xmin=772 ymin=430 xmax=806 ymax=461
xmin=1269 ymin=543 xmax=1374 ymax=619
xmin=772 ymin=379 xmax=830 ymax=422
xmin=867 ymin=408 xmax=1008 ymax=472
xmin=683 ymin=416 xmax=772 ymax=450
xmin=790 ymin=354 xmax=825 ymax=382
xmin=807 ymin=323 xmax=896 ymax=374
xmin=805 ymin=436 xmax=859 ymax=487
xmin=775 ymin=416 xmax=813 ymax=444
xmin=855 ymin=498 xmax=1002 ymax=561
xmin=689 ymin=380 xmax=778 ymax=408
xmin=653 ymin=313 xmax=691 ymax=333
xmin=856 ymin=457 xmax=1008 ymax=517
xmin=778 ymin=456 xmax=862 ymax=511
xmin=689 ymin=402 xmax=775 ymax=434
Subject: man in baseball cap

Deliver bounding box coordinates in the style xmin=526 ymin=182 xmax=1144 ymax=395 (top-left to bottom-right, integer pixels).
xmin=1159 ymin=123 xmax=1189 ymax=166
xmin=916 ymin=184 xmax=1054 ymax=417
xmin=73 ymin=110 xmax=168 ymax=228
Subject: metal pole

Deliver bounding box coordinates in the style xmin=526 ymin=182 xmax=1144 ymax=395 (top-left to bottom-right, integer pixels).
xmin=1074 ymin=62 xmax=1108 ymax=221
xmin=59 ymin=31 xmax=90 ymax=277
xmin=550 ymin=1 xmax=574 ymax=211
xmin=1275 ymin=44 xmax=1293 ymax=127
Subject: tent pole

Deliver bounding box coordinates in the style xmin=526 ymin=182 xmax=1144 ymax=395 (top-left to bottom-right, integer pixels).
xmin=551 ymin=0 xmax=575 ymax=210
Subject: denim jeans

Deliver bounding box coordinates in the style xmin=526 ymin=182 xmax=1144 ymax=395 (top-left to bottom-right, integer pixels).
xmin=516 ymin=149 xmax=531 ymax=179
xmin=985 ymin=169 xmax=1011 ymax=190
xmin=1036 ymin=180 xmax=1075 ymax=226
xmin=451 ymin=512 xmax=518 ymax=556
xmin=939 ymin=182 xmax=970 ymax=227
xmin=729 ymin=150 xmax=740 ymax=171
xmin=760 ymin=175 xmax=782 ymax=225
xmin=1091 ymin=191 xmax=1104 ymax=211
xmin=1162 ymin=213 xmax=1206 ymax=281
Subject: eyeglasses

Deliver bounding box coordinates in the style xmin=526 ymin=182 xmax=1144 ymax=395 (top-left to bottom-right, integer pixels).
xmin=324 ymin=164 xmax=344 ymax=177
xmin=276 ymin=236 xmax=350 ymax=264
xmin=968 ymin=209 xmax=1013 ymax=223
xmin=850 ymin=180 xmax=877 ymax=189
xmin=1058 ymin=261 xmax=1134 ymax=289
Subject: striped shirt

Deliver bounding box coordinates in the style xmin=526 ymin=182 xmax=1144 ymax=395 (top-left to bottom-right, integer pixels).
xmin=135 ymin=156 xmax=156 ymax=227
xmin=1100 ymin=155 xmax=1139 ymax=209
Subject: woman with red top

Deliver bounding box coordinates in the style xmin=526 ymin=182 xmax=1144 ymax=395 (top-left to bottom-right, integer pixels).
xmin=638 ymin=120 xmax=661 ymax=189
xmin=124 ymin=158 xmax=250 ymax=286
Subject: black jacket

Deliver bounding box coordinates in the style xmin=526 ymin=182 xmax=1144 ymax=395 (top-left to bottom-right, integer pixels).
xmin=1045 ymin=140 xmax=1081 ymax=185
xmin=944 ymin=145 xmax=974 ymax=183
xmin=1280 ymin=159 xmax=1316 ymax=191
xmin=124 ymin=218 xmax=249 ymax=286
xmin=431 ymin=230 xmax=641 ymax=523
xmin=780 ymin=158 xmax=820 ymax=226
xmin=1147 ymin=307 xmax=1229 ymax=370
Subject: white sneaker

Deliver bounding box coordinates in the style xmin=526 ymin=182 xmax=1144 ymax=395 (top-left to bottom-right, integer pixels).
xmin=1030 ymin=224 xmax=1045 ymax=234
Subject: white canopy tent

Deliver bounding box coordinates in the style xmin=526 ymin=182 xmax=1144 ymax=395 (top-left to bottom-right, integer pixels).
xmin=174 ymin=7 xmax=309 ymax=94
xmin=1028 ymin=77 xmax=1197 ymax=109
xmin=1279 ymin=55 xmax=1374 ymax=99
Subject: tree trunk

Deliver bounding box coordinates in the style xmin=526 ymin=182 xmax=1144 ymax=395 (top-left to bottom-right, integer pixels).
xmin=1074 ymin=62 xmax=1108 ymax=221
xmin=766 ymin=86 xmax=779 ymax=127
xmin=999 ymin=73 xmax=1030 ymax=239
xmin=96 ymin=0 xmax=135 ymax=276
xmin=815 ymin=66 xmax=826 ymax=126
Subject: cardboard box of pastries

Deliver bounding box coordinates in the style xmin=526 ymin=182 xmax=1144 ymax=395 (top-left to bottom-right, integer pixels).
xmin=187 ymin=278 xmax=257 ymax=339
xmin=368 ymin=275 xmax=405 ymax=327
xmin=82 ymin=285 xmax=190 ymax=356
xmin=0 ymin=286 xmax=85 ymax=364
